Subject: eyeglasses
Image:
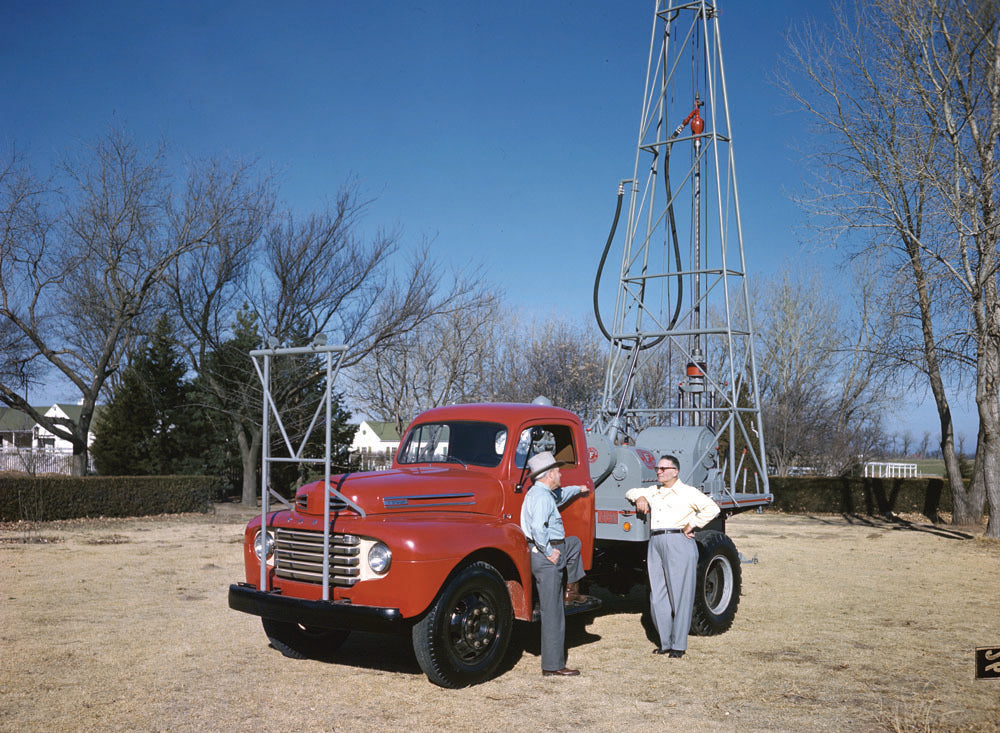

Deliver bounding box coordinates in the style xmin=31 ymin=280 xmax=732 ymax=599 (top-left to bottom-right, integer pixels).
xmin=655 ymin=465 xmax=677 ymax=472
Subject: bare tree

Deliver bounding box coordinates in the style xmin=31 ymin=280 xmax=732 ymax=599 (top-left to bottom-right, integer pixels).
xmin=781 ymin=1 xmax=991 ymax=525
xmin=891 ymin=0 xmax=1000 ymax=536
xmin=350 ymin=308 xmax=606 ymax=437
xmin=755 ymin=268 xmax=840 ymax=476
xmin=754 ymin=265 xmax=895 ymax=476
xmin=826 ymin=257 xmax=901 ymax=473
xmin=347 ymin=282 xmax=504 ymax=435
xmin=918 ymin=430 xmax=931 ymax=458
xmin=0 ymin=130 xmax=237 ymax=475
xmin=169 ymin=178 xmax=478 ymax=505
xmin=487 ymin=318 xmax=605 ymax=422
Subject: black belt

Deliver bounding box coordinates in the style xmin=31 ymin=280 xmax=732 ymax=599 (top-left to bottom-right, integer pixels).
xmin=550 ymin=539 xmax=565 ymax=545
xmin=650 ymin=529 xmax=683 ymax=536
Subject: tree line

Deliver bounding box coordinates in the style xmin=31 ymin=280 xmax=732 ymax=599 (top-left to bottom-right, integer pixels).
xmin=0 ymin=125 xmax=991 ymax=531
xmin=0 ymin=130 xmax=483 ymax=503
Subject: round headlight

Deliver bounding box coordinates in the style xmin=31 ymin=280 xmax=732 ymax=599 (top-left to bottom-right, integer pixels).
xmin=253 ymin=530 xmax=275 ymax=560
xmin=368 ymin=542 xmax=392 ymax=574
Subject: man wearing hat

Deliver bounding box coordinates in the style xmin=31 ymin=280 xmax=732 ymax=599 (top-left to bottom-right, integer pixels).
xmin=519 ymin=450 xmax=592 ymax=677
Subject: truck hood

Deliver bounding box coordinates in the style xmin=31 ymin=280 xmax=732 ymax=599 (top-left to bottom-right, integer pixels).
xmin=294 ymin=466 xmax=504 ymax=516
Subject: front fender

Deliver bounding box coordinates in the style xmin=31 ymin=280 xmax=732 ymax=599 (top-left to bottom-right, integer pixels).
xmin=337 ymin=513 xmax=532 ymax=618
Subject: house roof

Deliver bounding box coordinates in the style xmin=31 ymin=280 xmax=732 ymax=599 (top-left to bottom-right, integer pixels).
xmin=47 ymin=403 xmax=81 ymax=421
xmin=364 ymin=420 xmax=401 ymax=442
xmin=0 ymin=407 xmax=38 ymax=432
xmin=0 ymin=404 xmax=104 ymax=432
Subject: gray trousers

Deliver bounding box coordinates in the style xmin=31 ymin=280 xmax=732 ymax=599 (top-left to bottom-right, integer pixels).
xmin=530 ymin=535 xmax=584 ymax=671
xmin=647 ymin=532 xmax=698 ymax=651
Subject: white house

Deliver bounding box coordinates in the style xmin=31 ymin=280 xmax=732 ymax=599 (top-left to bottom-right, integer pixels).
xmin=0 ymin=403 xmax=99 ymax=474
xmin=350 ymin=420 xmax=401 ymax=469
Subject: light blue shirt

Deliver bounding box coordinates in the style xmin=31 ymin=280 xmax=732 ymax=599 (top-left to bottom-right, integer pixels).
xmin=520 ymin=482 xmax=584 ymax=557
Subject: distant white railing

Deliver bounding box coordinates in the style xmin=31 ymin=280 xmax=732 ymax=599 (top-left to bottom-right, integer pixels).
xmin=864 ymin=461 xmax=918 ymax=478
xmin=353 ymin=448 xmax=394 ymax=472
xmin=0 ymin=449 xmax=75 ymax=475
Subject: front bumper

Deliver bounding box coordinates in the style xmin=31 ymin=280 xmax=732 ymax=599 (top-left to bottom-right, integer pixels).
xmin=228 ymin=583 xmax=404 ymax=633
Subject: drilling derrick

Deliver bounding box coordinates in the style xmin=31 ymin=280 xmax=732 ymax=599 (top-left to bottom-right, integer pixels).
xmin=593 ymin=0 xmax=769 ymax=499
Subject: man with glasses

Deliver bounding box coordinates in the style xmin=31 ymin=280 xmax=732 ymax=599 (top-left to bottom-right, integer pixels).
xmin=625 ymin=455 xmax=720 ymax=658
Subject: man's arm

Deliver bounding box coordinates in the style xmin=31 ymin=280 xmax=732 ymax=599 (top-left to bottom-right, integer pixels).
xmin=625 ymin=486 xmax=651 ymax=503
xmin=555 ymin=484 xmax=589 ymax=506
xmin=625 ymin=486 xmax=652 ymax=514
xmin=681 ymin=486 xmax=720 ymax=537
xmin=689 ymin=488 xmax=720 ymax=526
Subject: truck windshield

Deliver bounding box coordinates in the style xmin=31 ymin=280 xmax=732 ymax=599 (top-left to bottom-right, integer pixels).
xmin=397 ymin=421 xmax=507 ymax=468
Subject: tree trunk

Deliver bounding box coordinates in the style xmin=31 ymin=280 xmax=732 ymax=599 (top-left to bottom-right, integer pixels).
xmin=911 ymin=270 xmax=972 ymax=524
xmin=238 ymin=423 xmax=262 ymax=508
xmin=981 ymin=430 xmax=1000 ymax=538
xmin=974 ymin=321 xmax=1000 ymax=538
xmin=942 ymin=404 xmax=977 ymax=524
xmin=71 ymin=447 xmax=88 ymax=478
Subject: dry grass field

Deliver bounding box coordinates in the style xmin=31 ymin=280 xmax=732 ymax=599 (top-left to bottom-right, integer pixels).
xmin=2 ymin=505 xmax=998 ymax=732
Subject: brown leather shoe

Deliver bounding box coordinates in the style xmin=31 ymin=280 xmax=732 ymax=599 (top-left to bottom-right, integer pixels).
xmin=542 ymin=667 xmax=581 ymax=676
xmin=564 ymin=582 xmax=591 ymax=606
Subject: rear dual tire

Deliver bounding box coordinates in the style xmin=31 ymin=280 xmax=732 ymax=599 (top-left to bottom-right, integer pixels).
xmin=691 ymin=530 xmax=741 ymax=635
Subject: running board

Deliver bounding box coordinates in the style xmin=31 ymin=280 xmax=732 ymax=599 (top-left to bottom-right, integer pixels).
xmin=530 ymin=596 xmax=603 ymax=623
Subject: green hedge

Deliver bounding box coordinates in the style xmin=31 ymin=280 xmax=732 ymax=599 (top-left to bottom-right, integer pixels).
xmin=766 ymin=476 xmax=953 ymax=519
xmin=0 ymin=473 xmax=962 ymax=523
xmin=0 ymin=475 xmax=220 ymax=522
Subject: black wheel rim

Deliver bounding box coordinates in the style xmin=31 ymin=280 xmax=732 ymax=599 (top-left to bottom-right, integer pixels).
xmin=444 ymin=590 xmax=500 ymax=665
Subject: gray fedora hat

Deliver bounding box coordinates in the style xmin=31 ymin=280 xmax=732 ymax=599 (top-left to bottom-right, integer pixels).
xmin=527 ymin=451 xmax=565 ymax=479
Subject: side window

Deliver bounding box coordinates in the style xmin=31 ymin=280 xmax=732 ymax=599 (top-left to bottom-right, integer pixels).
xmin=513 ymin=423 xmax=577 ymax=469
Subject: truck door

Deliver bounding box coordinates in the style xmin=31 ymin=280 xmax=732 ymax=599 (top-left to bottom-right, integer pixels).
xmin=510 ymin=422 xmax=596 ymax=570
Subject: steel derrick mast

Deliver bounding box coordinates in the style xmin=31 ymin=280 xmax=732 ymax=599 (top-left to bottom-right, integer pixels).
xmin=594 ymin=0 xmax=769 ymax=495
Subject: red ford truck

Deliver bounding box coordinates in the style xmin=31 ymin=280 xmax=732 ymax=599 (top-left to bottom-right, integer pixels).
xmin=229 ymin=400 xmax=769 ymax=687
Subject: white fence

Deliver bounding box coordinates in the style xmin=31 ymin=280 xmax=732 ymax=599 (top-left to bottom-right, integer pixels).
xmin=864 ymin=461 xmax=918 ymax=478
xmin=352 ymin=448 xmax=394 ymax=472
xmin=0 ymin=450 xmax=75 ymax=475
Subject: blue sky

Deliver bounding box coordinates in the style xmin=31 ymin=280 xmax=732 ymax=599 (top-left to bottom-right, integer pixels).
xmin=1 ymin=1 xmax=977 ymax=441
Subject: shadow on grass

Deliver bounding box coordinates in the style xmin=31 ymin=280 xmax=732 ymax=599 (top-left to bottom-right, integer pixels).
xmin=263 ymin=583 xmax=656 ymax=681
xmin=802 ymin=513 xmax=975 ymax=540
xmin=266 ymin=629 xmax=425 ymax=677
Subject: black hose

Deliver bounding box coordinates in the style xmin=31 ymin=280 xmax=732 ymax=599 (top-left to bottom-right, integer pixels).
xmin=593 ymin=184 xmax=624 ymax=344
xmin=592 ymin=171 xmax=684 ymax=351
xmin=662 ymin=143 xmax=684 ymax=329
xmin=593 ymin=20 xmax=687 ymax=354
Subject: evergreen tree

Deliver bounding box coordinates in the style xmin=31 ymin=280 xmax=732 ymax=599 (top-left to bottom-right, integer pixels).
xmin=92 ymin=316 xmax=199 ymax=475
xmin=189 ymin=306 xmax=263 ymax=495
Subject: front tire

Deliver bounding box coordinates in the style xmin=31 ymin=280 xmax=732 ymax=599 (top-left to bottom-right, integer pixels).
xmin=412 ymin=561 xmax=514 ymax=688
xmin=262 ymin=618 xmax=350 ymax=660
xmin=690 ymin=530 xmax=741 ymax=635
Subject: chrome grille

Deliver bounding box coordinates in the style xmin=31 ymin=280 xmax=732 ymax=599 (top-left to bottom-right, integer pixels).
xmin=273 ymin=528 xmax=361 ymax=586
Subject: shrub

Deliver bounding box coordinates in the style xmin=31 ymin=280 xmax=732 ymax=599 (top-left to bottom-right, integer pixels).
xmin=0 ymin=475 xmax=219 ymax=522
